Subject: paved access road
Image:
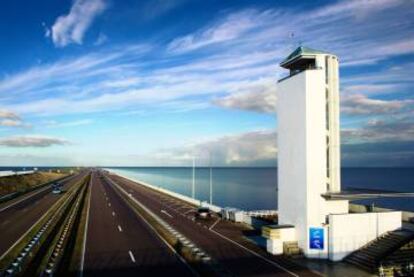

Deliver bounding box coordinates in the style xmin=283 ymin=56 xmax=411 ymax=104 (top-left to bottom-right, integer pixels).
xmin=83 ymin=172 xmax=194 ymax=276
xmin=0 ymin=171 xmax=87 ymax=257
xmin=108 ymin=173 xmax=321 ymax=277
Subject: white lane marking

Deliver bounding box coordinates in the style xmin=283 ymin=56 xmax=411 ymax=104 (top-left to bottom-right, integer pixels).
xmin=209 ymin=229 xmax=299 ymax=277
xmin=209 ymin=218 xmax=221 ymax=230
xmin=161 ymin=210 xmax=173 ymax=218
xmin=0 ymin=175 xmax=75 ymax=213
xmin=112 ymin=211 xmax=116 ymax=216
xmin=128 ymin=250 xmax=136 ymax=263
xmin=0 ymin=175 xmax=77 ymax=260
xmin=183 ymin=209 xmax=195 ymax=215
xmin=107 ymin=178 xmax=197 ymax=276
xmin=0 ymin=187 xmax=47 ymax=213
xmin=80 ymin=173 xmax=93 ymax=277
xmin=117 ymin=225 xmax=123 ymax=232
xmin=108 ymin=203 xmax=111 ymax=207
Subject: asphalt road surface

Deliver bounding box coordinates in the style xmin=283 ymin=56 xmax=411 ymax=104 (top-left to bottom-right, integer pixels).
xmin=108 ymin=173 xmax=320 ymax=277
xmin=0 ymin=172 xmax=86 ymax=257
xmin=83 ymin=172 xmax=195 ymax=276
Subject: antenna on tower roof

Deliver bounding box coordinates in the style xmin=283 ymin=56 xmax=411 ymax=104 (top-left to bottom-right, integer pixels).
xmin=287 ymin=31 xmax=300 ymax=52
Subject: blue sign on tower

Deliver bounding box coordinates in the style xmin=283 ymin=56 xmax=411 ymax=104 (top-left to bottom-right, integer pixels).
xmin=309 ymin=227 xmax=324 ymax=250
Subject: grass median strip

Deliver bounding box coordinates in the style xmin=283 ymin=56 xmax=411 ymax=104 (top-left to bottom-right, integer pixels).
xmin=38 ymin=177 xmax=89 ymax=276
xmin=69 ymin=175 xmax=92 ymax=276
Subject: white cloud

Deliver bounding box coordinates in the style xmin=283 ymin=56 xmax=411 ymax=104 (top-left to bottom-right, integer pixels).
xmin=149 ymin=130 xmax=277 ymax=166
xmin=0 ymin=109 xmax=20 ymax=120
xmin=0 ymin=109 xmax=30 ymax=128
xmin=213 ymin=78 xmax=277 ymax=113
xmin=341 ymin=94 xmax=414 ymax=115
xmin=168 ymin=9 xmax=262 ymax=53
xmin=342 ymin=119 xmax=414 ymax=143
xmin=51 ymin=0 xmax=107 ymax=47
xmin=0 ymin=1 xmax=412 ymax=120
xmin=0 ymin=135 xmax=69 ymax=147
xmin=0 ymin=119 xmax=25 ymax=127
xmin=43 ymin=119 xmax=94 ymax=128
xmin=94 ymin=32 xmax=107 ymax=46
xmin=309 ymin=0 xmax=404 ymax=20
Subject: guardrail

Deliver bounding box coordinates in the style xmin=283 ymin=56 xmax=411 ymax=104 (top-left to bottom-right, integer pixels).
xmin=244 ymin=210 xmax=278 ymax=216
xmin=0 ymin=175 xmax=89 ymax=276
xmin=42 ymin=182 xmax=87 ymax=276
xmin=0 ymin=173 xmax=75 ymax=206
xmin=105 ymin=170 xmax=222 ymax=212
xmin=104 ymin=174 xmax=231 ymax=276
xmin=0 ymin=171 xmax=35 ymax=178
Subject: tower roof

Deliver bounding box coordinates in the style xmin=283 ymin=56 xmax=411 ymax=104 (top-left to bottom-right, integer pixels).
xmin=280 ymin=46 xmax=330 ymax=68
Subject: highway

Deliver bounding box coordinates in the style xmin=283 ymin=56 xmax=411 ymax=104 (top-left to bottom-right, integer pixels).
xmin=106 ymin=173 xmax=320 ymax=277
xmin=0 ymin=171 xmax=86 ymax=257
xmin=0 ymin=169 xmax=322 ymax=276
xmin=83 ymin=172 xmax=195 ymax=276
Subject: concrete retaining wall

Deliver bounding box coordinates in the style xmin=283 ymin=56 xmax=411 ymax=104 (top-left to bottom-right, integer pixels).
xmin=329 ymin=211 xmax=402 ymax=261
xmin=106 ymin=169 xmax=222 ymax=213
xmin=350 ymin=203 xmax=414 ymax=223
xmin=0 ymin=170 xmax=35 ymax=178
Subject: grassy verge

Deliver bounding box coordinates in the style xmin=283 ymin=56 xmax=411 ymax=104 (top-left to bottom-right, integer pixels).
xmin=0 ymin=172 xmax=67 ymax=197
xmin=0 ymin=173 xmax=72 ymax=205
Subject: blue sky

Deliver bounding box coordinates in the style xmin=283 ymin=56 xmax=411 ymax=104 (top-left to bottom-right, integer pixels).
xmin=0 ymin=0 xmax=413 ymax=167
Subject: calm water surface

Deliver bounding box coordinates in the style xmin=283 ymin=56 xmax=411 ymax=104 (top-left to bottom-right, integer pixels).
xmin=105 ymin=167 xmax=414 ymax=211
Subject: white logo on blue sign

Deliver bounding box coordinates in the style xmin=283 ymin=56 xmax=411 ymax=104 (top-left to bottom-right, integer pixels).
xmin=309 ymin=227 xmax=324 ymax=250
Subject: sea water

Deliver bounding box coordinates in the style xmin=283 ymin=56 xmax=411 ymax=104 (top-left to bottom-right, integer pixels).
xmin=105 ymin=167 xmax=414 ymax=211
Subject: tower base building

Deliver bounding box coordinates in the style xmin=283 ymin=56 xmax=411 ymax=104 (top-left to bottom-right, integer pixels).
xmin=269 ymin=47 xmax=402 ymax=261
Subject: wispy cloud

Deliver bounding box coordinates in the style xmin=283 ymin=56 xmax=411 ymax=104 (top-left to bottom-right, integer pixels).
xmin=43 ymin=119 xmax=94 ymax=128
xmin=213 ymin=78 xmax=277 ymax=114
xmin=1 ymin=1 xmax=412 ymax=119
xmin=0 ymin=109 xmax=30 ymax=128
xmin=0 ymin=135 xmax=69 ymax=147
xmin=147 ymin=130 xmax=277 ymax=166
xmin=50 ymin=0 xmax=108 ymax=47
xmin=0 ymin=0 xmax=412 ymax=169
xmin=342 ymin=118 xmax=414 ymax=144
xmin=0 ymin=119 xmax=25 ymax=127
xmin=341 ymin=94 xmax=414 ymax=115
xmin=168 ymin=9 xmax=261 ymax=53
xmin=0 ymin=109 xmax=20 ymax=120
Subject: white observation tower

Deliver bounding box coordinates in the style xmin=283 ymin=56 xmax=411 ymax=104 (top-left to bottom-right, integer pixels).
xmin=269 ymin=46 xmax=402 ymax=260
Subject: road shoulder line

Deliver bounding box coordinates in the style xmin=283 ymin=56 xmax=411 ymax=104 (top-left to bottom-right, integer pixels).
xmin=79 ymin=174 xmax=92 ymax=277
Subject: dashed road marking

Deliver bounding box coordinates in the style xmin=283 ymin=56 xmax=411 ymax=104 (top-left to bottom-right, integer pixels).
xmin=112 ymin=211 xmax=116 ymax=216
xmin=117 ymin=225 xmax=123 ymax=232
xmin=128 ymin=250 xmax=136 ymax=263
xmin=183 ymin=209 xmax=195 ymax=215
xmin=210 ymin=229 xmax=299 ymax=277
xmin=209 ymin=218 xmax=221 ymax=230
xmin=161 ymin=210 xmax=173 ymax=218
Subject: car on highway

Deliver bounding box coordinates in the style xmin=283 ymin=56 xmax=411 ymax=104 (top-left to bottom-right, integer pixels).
xmin=52 ymin=183 xmax=62 ymax=194
xmin=195 ymin=207 xmax=211 ymax=219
